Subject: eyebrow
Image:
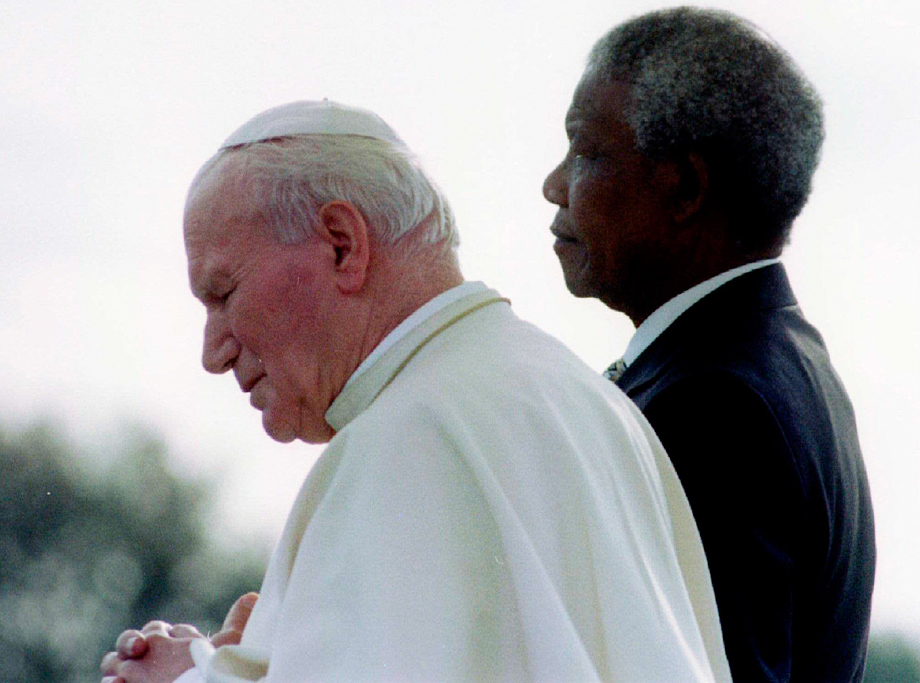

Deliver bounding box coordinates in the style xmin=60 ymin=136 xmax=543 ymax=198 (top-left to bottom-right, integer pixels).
xmin=565 ymin=115 xmax=599 ymax=141
xmin=565 ymin=102 xmax=598 ymax=135
xmin=190 ymin=260 xmax=232 ymax=303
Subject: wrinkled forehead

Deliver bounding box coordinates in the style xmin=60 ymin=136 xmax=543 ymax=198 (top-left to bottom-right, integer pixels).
xmin=184 ymin=153 xmax=254 ymax=231
xmin=184 ymin=170 xmax=263 ymax=273
xmin=185 ymin=152 xmax=241 ymax=218
xmin=566 ymin=72 xmax=634 ymax=132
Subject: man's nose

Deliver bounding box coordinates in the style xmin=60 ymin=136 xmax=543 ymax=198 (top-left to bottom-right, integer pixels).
xmin=542 ymin=161 xmax=568 ymax=207
xmin=202 ymin=312 xmax=240 ymax=374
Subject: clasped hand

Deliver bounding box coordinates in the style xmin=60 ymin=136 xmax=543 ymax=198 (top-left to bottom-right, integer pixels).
xmin=100 ymin=592 xmax=258 ymax=683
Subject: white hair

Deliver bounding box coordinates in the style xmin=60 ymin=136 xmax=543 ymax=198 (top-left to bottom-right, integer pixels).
xmin=190 ymin=135 xmax=458 ymax=250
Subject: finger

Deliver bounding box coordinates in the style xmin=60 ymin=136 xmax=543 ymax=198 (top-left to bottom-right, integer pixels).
xmin=114 ymin=630 xmax=148 ymax=659
xmin=100 ymin=651 xmax=121 ymax=675
xmin=210 ymin=592 xmax=259 ymax=647
xmin=210 ymin=629 xmax=241 ymax=648
xmin=141 ymin=620 xmax=174 ymax=636
xmin=169 ymin=623 xmax=205 ymax=639
xmin=222 ymin=592 xmax=259 ymax=633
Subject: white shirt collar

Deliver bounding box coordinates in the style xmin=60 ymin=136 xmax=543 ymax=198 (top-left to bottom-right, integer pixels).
xmin=622 ymin=259 xmax=780 ymax=366
xmin=344 ymin=281 xmax=488 ymax=388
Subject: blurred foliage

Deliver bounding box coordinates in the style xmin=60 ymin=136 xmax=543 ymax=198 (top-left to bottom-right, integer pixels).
xmin=0 ymin=419 xmax=266 ymax=683
xmin=864 ymin=631 xmax=920 ymax=683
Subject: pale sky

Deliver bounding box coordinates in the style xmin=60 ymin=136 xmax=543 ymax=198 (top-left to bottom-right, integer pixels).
xmin=2 ymin=0 xmax=918 ymax=640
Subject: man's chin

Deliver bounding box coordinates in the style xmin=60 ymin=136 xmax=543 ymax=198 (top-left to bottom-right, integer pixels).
xmin=261 ymin=410 xmax=334 ymax=445
xmin=262 ymin=412 xmax=298 ymax=443
xmin=556 ymin=258 xmax=597 ymax=299
xmin=561 ymin=271 xmax=595 ymax=299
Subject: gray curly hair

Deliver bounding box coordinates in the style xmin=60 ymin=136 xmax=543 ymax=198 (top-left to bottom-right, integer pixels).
xmin=588 ymin=7 xmax=824 ymax=250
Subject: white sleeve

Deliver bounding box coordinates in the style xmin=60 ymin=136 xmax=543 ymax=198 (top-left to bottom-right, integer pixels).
xmin=184 ymin=639 xmax=270 ymax=683
xmin=168 ymin=424 xmax=516 ymax=683
xmin=257 ymin=426 xmax=529 ymax=681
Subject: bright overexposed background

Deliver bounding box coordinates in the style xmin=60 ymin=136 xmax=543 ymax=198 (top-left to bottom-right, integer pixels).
xmin=2 ymin=0 xmax=917 ymax=640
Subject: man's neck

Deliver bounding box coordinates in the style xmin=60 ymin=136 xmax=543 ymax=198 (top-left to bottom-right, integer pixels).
xmin=622 ymin=258 xmax=781 ymax=365
xmin=355 ymin=245 xmax=464 ymax=372
xmin=343 ymin=279 xmax=484 ymax=391
xmin=627 ymin=243 xmax=782 ymax=326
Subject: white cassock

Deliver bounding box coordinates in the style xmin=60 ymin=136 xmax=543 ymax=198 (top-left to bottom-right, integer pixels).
xmin=176 ymin=283 xmax=731 ymax=682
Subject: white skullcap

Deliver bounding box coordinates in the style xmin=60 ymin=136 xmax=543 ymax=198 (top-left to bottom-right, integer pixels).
xmin=219 ymin=99 xmax=407 ymax=150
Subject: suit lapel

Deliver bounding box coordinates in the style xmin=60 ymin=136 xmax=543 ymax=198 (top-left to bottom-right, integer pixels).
xmin=615 ymin=263 xmax=798 ymax=397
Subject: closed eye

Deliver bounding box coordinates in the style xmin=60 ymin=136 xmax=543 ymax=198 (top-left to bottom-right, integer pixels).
xmin=200 ymin=286 xmax=234 ymax=309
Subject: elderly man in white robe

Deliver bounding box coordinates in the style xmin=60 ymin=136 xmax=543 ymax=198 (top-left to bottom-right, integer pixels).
xmin=101 ymin=100 xmax=731 ymax=683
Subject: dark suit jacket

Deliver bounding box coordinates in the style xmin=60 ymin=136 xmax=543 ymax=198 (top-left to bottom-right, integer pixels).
xmin=616 ymin=264 xmax=875 ymax=682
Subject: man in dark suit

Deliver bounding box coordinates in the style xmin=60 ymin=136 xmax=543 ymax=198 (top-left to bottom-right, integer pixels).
xmin=542 ymin=8 xmax=875 ymax=682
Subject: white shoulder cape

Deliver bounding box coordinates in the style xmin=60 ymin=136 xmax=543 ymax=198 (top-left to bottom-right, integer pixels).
xmin=179 ymin=287 xmax=731 ymax=682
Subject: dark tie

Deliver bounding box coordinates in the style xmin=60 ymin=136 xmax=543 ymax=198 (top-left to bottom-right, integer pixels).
xmin=603 ymin=358 xmax=627 ymax=382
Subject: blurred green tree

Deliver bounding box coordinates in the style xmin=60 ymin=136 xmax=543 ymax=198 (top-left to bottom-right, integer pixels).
xmin=864 ymin=631 xmax=920 ymax=683
xmin=0 ymin=419 xmax=266 ymax=683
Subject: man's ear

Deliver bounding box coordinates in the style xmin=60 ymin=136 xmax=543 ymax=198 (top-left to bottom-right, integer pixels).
xmin=316 ymin=200 xmax=370 ymax=294
xmin=672 ymin=151 xmax=709 ymax=224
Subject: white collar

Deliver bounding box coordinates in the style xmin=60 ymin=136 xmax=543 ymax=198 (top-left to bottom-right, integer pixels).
xmin=622 ymin=259 xmax=780 ymax=365
xmin=343 ymin=281 xmax=488 ymax=389
xmin=326 ymin=283 xmax=506 ymax=431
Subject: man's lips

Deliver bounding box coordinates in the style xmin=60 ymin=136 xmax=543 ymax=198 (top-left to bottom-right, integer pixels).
xmin=551 ymin=228 xmax=578 ymax=250
xmin=244 ymin=375 xmax=269 ymax=410
xmin=550 ymin=217 xmax=577 ymax=244
xmin=239 ymin=374 xmax=265 ymax=393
